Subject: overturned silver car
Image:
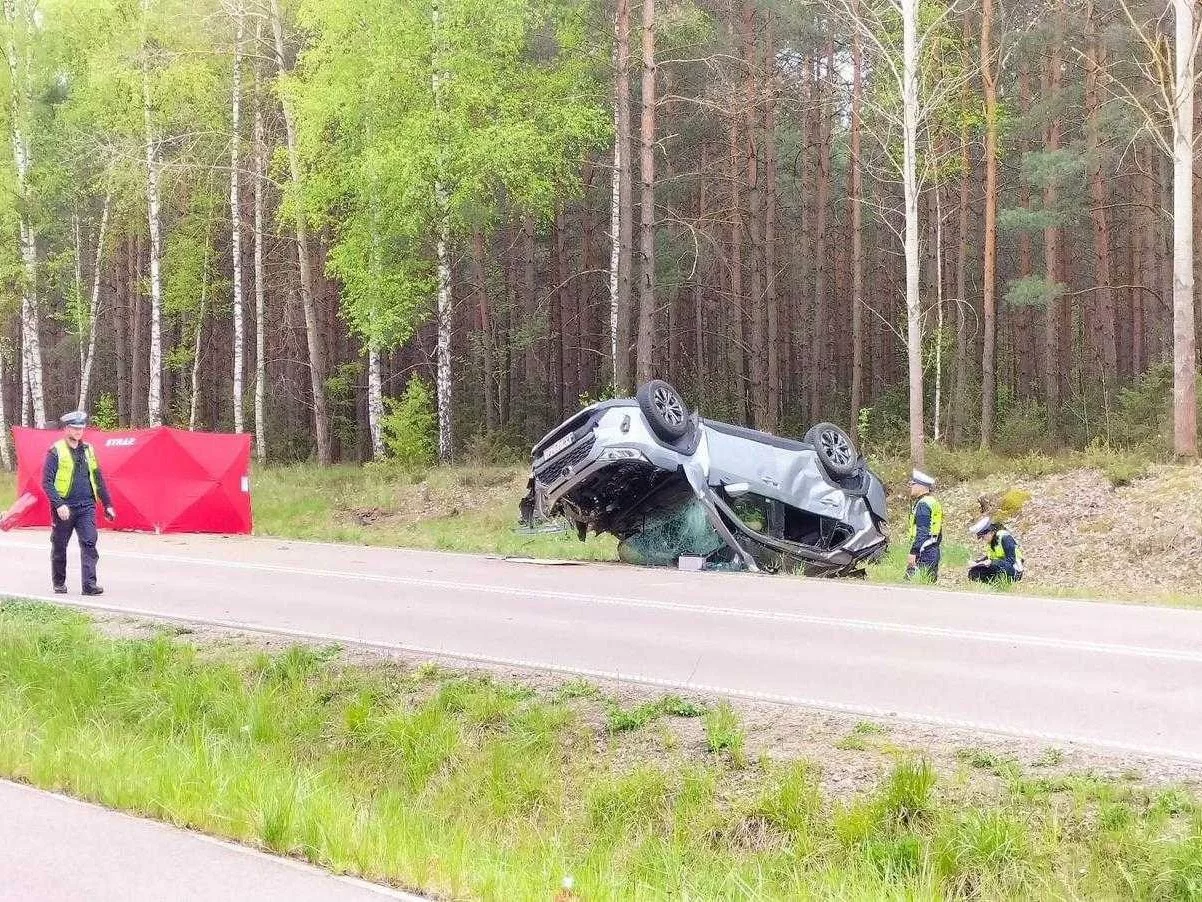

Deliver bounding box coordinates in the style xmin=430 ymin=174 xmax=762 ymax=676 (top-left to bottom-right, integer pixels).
xmin=520 ymin=380 xmax=889 ymax=576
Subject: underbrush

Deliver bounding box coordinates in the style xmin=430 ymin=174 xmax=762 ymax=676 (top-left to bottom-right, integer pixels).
xmin=3 ymin=602 xmax=1202 ymax=901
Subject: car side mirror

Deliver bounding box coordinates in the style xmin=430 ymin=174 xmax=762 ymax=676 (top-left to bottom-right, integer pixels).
xmin=724 ymin=482 xmax=751 ymax=498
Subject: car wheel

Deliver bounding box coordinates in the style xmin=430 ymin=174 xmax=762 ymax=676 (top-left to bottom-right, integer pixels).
xmin=805 ymin=422 xmax=859 ymax=478
xmin=637 ymin=380 xmax=691 ymax=441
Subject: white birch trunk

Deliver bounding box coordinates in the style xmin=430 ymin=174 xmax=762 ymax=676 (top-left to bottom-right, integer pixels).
xmin=609 ymin=110 xmax=620 ymax=383
xmin=20 ymin=362 xmax=29 ymax=427
xmin=367 ymin=179 xmax=387 ymax=461
xmin=3 ymin=0 xmax=45 ymax=428
xmin=901 ymin=0 xmax=924 ymax=466
xmin=74 ymin=213 xmax=84 ymax=378
xmin=435 ymin=206 xmax=452 ymax=462
xmin=189 ymin=242 xmax=210 ymax=432
xmin=253 ymin=20 xmax=267 ymax=460
xmin=78 ymin=192 xmax=112 ymax=411
xmin=230 ymin=3 xmax=246 ymax=433
xmin=1173 ymin=0 xmax=1198 ymax=456
xmin=367 ymin=348 xmax=385 ymax=459
xmin=432 ymin=0 xmax=452 ymax=461
xmin=142 ymin=23 xmax=164 ymax=427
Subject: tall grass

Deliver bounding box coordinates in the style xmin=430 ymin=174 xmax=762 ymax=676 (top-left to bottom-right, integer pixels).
xmin=4 ymin=602 xmax=1202 ymax=900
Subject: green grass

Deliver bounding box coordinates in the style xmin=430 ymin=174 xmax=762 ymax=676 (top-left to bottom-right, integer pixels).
xmin=5 ymin=602 xmax=1202 ymax=900
xmin=703 ymin=701 xmax=747 ymax=768
xmin=251 ymin=464 xmax=616 ymax=561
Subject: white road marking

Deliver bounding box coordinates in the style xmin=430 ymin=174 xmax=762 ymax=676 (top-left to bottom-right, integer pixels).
xmin=0 ymin=539 xmax=1196 ymax=663
xmin=9 ymin=591 xmax=1202 ymax=766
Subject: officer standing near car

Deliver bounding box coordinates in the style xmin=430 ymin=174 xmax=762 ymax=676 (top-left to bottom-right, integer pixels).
xmin=905 ymin=470 xmax=943 ymax=582
xmin=41 ymin=411 xmax=116 ymax=596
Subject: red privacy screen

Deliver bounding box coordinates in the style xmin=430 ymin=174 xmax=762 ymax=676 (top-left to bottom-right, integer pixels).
xmin=12 ymin=426 xmax=252 ymax=534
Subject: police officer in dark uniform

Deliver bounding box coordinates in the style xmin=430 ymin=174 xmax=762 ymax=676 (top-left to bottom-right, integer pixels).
xmin=905 ymin=469 xmax=943 ymax=582
xmin=41 ymin=411 xmax=116 ymax=595
xmin=968 ymin=516 xmax=1025 ymax=585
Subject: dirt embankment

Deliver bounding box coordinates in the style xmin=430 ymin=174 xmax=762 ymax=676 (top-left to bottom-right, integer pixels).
xmin=933 ymin=465 xmax=1202 ymax=601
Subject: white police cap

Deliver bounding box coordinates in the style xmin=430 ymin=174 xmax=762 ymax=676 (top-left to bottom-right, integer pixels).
xmin=969 ymin=516 xmax=995 ymax=537
xmin=909 ymin=469 xmax=936 ymax=488
xmin=59 ymin=410 xmax=88 ymax=427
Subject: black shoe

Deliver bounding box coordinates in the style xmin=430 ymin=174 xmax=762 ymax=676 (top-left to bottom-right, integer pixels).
xmin=53 ymin=584 xmax=67 ymax=594
xmin=82 ymin=585 xmax=104 ymax=596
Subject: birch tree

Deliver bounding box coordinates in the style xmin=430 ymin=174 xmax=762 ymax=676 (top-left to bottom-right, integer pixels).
xmin=2 ymin=0 xmax=46 ymax=427
xmin=292 ymin=0 xmax=607 ymax=460
xmin=228 ymin=0 xmax=246 ymax=433
xmin=253 ymin=19 xmax=267 ymax=459
xmin=1113 ymin=0 xmax=1200 ymax=456
xmin=837 ymin=0 xmax=970 ymax=465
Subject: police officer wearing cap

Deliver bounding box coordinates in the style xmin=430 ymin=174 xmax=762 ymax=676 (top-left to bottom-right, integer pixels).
xmin=905 ymin=470 xmax=943 ymax=582
xmin=968 ymin=517 xmax=1024 ymax=585
xmin=41 ymin=411 xmax=116 ymax=595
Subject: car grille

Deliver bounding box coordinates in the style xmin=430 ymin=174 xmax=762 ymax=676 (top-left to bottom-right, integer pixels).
xmin=534 ymin=436 xmax=595 ymax=481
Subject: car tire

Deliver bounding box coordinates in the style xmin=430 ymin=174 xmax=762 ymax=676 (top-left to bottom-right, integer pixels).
xmin=637 ymin=380 xmax=691 ymax=442
xmin=805 ymin=422 xmax=859 ymax=478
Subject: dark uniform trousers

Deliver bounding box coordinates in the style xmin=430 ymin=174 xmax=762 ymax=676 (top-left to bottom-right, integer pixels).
xmin=52 ymin=506 xmax=99 ymax=589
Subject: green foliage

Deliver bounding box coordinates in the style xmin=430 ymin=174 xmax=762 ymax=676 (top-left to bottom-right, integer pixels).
xmin=91 ymin=392 xmax=118 ymax=430
xmin=289 ymin=0 xmax=610 ymax=356
xmin=1003 ymin=275 xmax=1066 ymax=310
xmin=381 ymin=377 xmax=437 ymax=468
xmin=703 ymin=701 xmax=746 ymax=767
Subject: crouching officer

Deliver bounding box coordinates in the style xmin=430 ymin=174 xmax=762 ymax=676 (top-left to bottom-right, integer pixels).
xmin=968 ymin=517 xmax=1024 ymax=585
xmin=905 ymin=470 xmax=943 ymax=582
xmin=41 ymin=410 xmax=116 ymax=596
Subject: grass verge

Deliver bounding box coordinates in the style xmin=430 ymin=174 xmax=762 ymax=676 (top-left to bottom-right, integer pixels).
xmin=4 ymin=601 xmax=1202 ymax=901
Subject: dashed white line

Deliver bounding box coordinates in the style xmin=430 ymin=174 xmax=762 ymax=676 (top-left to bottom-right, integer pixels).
xmin=0 ymin=539 xmax=1196 ymax=663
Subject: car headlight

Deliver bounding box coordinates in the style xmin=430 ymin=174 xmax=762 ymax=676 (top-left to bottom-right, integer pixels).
xmin=599 ymin=447 xmax=646 ymax=462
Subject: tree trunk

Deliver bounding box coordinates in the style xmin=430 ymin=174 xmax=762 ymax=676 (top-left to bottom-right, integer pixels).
xmin=522 ymin=216 xmax=539 ymax=437
xmin=435 ymin=209 xmax=453 ymax=461
xmin=849 ymin=14 xmax=865 ymax=442
xmin=901 ymin=0 xmax=925 ymax=466
xmin=1017 ymin=62 xmax=1036 ymax=400
xmin=728 ymin=104 xmax=747 ymax=423
xmin=612 ymin=2 xmax=634 ymax=394
xmin=1172 ymin=0 xmax=1198 ymax=456
xmin=0 ymin=350 xmax=9 ymax=469
xmin=253 ymin=21 xmax=267 ymax=459
xmin=635 ymin=0 xmax=656 ymax=385
xmin=271 ymin=0 xmax=331 ymax=464
xmin=3 ymin=0 xmax=45 ymax=428
xmin=1085 ymin=3 xmax=1119 ymax=387
xmin=810 ymin=46 xmax=833 ymax=423
xmin=764 ymin=23 xmax=780 ymax=434
xmin=979 ymin=0 xmax=998 ymax=449
xmin=1043 ymin=7 xmax=1064 ymax=441
xmin=473 ymin=230 xmax=497 ymax=431
xmin=115 ymin=238 xmax=129 ymax=425
xmin=78 ymin=193 xmax=112 ymax=411
xmin=142 ymin=60 xmax=164 ymax=427
xmin=951 ymin=119 xmax=969 ymax=445
xmin=230 ymin=2 xmax=246 ymax=433
xmin=189 ymin=242 xmax=209 ymax=432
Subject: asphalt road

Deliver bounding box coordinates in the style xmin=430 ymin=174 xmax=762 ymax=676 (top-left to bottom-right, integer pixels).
xmin=1 ymin=531 xmax=1201 ymax=761
xmin=0 ymin=780 xmax=418 ymax=901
